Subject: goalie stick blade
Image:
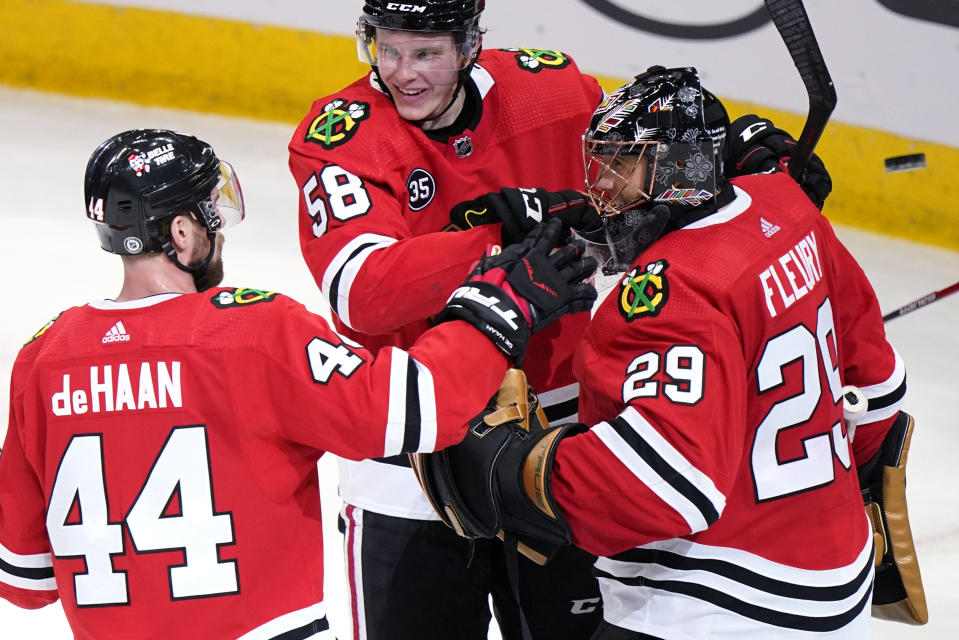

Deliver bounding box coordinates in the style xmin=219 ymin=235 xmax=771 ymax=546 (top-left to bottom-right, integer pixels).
xmin=763 ymin=0 xmax=837 ymax=180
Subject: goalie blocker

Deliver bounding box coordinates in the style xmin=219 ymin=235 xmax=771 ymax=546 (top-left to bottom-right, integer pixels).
xmin=857 ymin=410 xmax=928 ymax=625
xmin=410 ymin=369 xmax=585 ymax=565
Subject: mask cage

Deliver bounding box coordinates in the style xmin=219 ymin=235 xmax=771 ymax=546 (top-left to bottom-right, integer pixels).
xmin=583 ymin=136 xmax=660 ymax=218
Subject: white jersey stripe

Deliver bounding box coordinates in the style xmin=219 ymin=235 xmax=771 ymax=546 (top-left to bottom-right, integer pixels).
xmin=321 ymin=233 xmax=397 ymax=330
xmin=592 ymin=406 xmax=725 ymax=533
xmin=0 ymin=540 xmax=56 ymax=591
xmin=593 ymin=421 xmax=710 ymax=533
xmin=384 ymin=348 xmax=411 ymax=457
xmin=0 ymin=540 xmax=52 ymax=567
xmin=857 ymin=347 xmax=906 ymax=425
xmin=595 ymin=531 xmax=874 ymax=637
xmin=619 ymin=407 xmax=726 ymax=515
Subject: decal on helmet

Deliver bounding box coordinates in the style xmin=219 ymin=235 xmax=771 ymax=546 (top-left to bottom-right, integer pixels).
xmin=211 ymin=288 xmax=279 ymax=309
xmin=407 ymin=168 xmax=436 ymax=211
xmin=24 ymin=313 xmax=61 ymax=346
xmin=123 ymin=237 xmax=144 ymax=254
xmin=503 ymin=48 xmax=571 ymax=73
xmin=619 ymin=260 xmax=670 ymax=321
xmin=654 ymin=187 xmax=713 ymax=206
xmin=305 ymin=99 xmax=370 ymax=149
xmin=128 ymin=153 xmax=150 ymax=177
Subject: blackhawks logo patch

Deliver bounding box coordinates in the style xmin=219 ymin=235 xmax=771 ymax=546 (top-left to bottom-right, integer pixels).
xmin=212 ymin=288 xmax=279 ymax=309
xmin=504 ymin=48 xmax=571 ymax=73
xmin=619 ymin=260 xmax=670 ymax=321
xmin=305 ymin=99 xmax=370 ymax=149
xmin=24 ymin=313 xmax=61 ymax=345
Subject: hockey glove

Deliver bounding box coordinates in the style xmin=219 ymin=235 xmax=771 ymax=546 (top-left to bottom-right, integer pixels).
xmin=435 ymin=218 xmax=597 ymax=365
xmin=411 ymin=368 xmax=586 ymax=565
xmin=726 ymin=114 xmax=832 ymax=210
xmin=857 ymin=411 xmax=928 ymax=625
xmin=449 ymin=187 xmax=601 ymax=246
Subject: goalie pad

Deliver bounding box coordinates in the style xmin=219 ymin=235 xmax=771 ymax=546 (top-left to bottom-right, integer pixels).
xmin=410 ymin=369 xmax=585 ymax=565
xmin=857 ymin=411 xmax=928 ymax=624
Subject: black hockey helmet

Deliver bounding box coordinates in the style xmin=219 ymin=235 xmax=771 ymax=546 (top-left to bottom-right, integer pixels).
xmin=578 ymin=66 xmax=730 ymax=273
xmin=84 ymin=129 xmax=244 ymax=259
xmin=359 ymin=0 xmax=484 ymax=33
xmin=357 ymin=0 xmax=484 ymax=73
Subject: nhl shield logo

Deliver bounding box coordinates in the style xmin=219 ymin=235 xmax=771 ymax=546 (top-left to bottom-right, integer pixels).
xmin=453 ymin=136 xmax=473 ymax=158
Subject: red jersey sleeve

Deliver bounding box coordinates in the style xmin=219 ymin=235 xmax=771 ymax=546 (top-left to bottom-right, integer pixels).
xmin=0 ymin=352 xmax=58 ymax=609
xmin=241 ymin=293 xmax=508 ymax=461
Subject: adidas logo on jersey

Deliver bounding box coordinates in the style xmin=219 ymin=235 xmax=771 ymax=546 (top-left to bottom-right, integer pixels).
xmin=760 ymin=217 xmax=781 ymax=238
xmin=102 ymin=321 xmax=131 ymax=344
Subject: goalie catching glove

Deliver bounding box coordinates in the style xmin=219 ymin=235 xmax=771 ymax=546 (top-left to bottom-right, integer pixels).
xmin=434 ymin=217 xmax=597 ymax=365
xmin=857 ymin=411 xmax=928 ymax=625
xmin=725 ymin=114 xmax=832 ymax=210
xmin=449 ymin=187 xmax=601 ymax=246
xmin=410 ymin=369 xmax=586 ymax=565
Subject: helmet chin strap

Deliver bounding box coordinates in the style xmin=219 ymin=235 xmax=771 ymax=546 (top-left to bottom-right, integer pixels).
xmin=161 ymin=230 xmax=217 ymax=282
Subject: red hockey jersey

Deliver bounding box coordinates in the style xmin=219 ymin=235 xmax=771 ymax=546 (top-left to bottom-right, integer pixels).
xmin=0 ymin=289 xmax=506 ymax=639
xmin=288 ymin=48 xmax=602 ymax=518
xmin=556 ymin=173 xmax=905 ymax=638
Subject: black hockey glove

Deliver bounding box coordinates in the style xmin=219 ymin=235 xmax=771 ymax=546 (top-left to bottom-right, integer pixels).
xmin=411 ymin=368 xmax=587 ymax=565
xmin=435 ymin=218 xmax=597 ymax=365
xmin=449 ymin=187 xmax=601 ymax=246
xmin=726 ymin=114 xmax=832 ymax=210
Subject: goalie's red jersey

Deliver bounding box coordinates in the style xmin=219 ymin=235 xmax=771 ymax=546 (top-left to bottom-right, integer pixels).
xmin=288 ymin=48 xmax=602 ymax=518
xmin=557 ymin=173 xmax=906 ymax=638
xmin=0 ymin=289 xmax=506 ymax=639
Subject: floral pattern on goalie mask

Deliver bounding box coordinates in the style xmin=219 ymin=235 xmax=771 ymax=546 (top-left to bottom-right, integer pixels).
xmin=578 ymin=66 xmax=729 ymax=272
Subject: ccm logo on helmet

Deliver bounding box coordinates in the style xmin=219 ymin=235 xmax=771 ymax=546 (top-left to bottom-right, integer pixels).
xmin=386 ymin=3 xmax=426 ymax=12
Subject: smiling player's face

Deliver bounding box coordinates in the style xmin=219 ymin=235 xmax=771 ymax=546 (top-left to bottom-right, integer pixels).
xmin=375 ymin=29 xmax=464 ymax=126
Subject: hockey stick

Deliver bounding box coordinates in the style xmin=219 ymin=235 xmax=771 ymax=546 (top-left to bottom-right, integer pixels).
xmin=763 ymin=0 xmax=837 ymax=180
xmin=882 ymin=280 xmax=959 ymax=322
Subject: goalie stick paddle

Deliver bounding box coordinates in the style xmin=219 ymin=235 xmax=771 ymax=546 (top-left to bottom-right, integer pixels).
xmin=882 ymin=280 xmax=959 ymax=322
xmin=763 ymin=0 xmax=837 ymax=180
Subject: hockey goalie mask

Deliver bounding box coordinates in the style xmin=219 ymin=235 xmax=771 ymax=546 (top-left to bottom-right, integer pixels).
xmin=580 ymin=66 xmax=728 ymax=273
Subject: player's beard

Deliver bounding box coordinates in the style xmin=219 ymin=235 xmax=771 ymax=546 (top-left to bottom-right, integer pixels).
xmin=193 ymin=233 xmax=225 ymax=291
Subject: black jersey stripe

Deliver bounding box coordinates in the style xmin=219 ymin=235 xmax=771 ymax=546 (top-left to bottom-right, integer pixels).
xmin=606 ymin=546 xmax=873 ymax=601
xmin=591 ymin=572 xmax=872 ymax=633
xmin=328 ymin=241 xmax=381 ymax=317
xmin=372 ymin=453 xmax=412 ymax=467
xmin=402 ymin=358 xmax=421 ymax=453
xmin=610 ymin=415 xmax=720 ymax=525
xmin=0 ymin=557 xmax=54 ymax=581
xmin=543 ymin=396 xmax=578 ymax=424
xmin=865 ymin=375 xmax=907 ymax=412
xmin=269 ymin=615 xmax=331 ymax=640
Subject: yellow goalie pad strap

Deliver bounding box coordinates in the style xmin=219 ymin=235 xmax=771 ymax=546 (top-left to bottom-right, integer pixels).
xmin=866 ymin=412 xmax=928 ymax=625
xmin=522 ymin=427 xmax=564 ymax=520
xmin=484 ymin=368 xmax=547 ymax=431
